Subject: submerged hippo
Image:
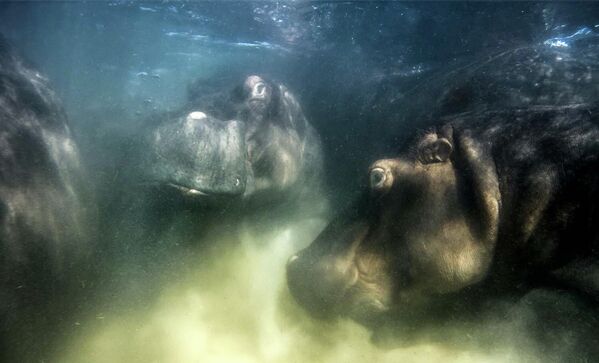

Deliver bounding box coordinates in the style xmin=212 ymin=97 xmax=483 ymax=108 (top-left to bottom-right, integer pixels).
xmin=237 ymin=75 xmax=324 ymax=205
xmin=110 ymin=74 xmax=325 ymax=262
xmin=140 ymin=111 xmax=247 ymax=200
xmin=139 ymin=75 xmax=324 ymax=210
xmin=0 ymin=36 xmax=93 ymax=360
xmin=287 ymin=43 xmax=599 ymax=355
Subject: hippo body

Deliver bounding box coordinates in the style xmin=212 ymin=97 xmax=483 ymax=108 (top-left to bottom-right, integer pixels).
xmin=0 ymin=36 xmax=93 ymax=360
xmin=287 ymin=43 xmax=599 ymax=357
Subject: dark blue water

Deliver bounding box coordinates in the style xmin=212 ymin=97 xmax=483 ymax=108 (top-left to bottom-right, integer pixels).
xmin=2 ymin=2 xmax=599 ymax=362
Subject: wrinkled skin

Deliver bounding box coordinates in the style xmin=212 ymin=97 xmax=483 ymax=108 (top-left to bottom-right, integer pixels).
xmin=0 ymin=36 xmax=93 ymax=360
xmin=140 ymin=75 xmax=324 ymax=208
xmin=140 ymin=111 xmax=247 ymax=198
xmin=287 ymin=44 xmax=599 ymax=338
xmin=239 ymin=75 xmax=324 ymax=202
xmin=287 ymin=122 xmax=503 ymax=323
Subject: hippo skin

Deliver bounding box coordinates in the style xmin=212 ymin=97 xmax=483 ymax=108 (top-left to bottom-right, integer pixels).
xmin=287 ymin=43 xmax=599 ymax=357
xmin=140 ymin=111 xmax=247 ymax=198
xmin=0 ymin=36 xmax=93 ymax=360
xmin=138 ymin=75 xmax=324 ymax=211
xmin=107 ymin=75 xmax=326 ymax=282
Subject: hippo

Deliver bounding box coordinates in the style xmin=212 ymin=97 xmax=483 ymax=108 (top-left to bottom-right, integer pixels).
xmin=0 ymin=36 xmax=93 ymax=360
xmin=136 ymin=75 xmax=324 ymax=213
xmin=236 ymin=75 xmax=324 ymax=205
xmin=287 ymin=43 xmax=599 ymax=357
xmin=103 ymin=75 xmax=326 ymax=284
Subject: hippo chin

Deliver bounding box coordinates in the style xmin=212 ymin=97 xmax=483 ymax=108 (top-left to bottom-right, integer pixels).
xmin=287 ymin=44 xmax=599 ymax=330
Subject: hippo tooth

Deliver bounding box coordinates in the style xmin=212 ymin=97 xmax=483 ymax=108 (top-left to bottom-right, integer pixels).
xmin=166 ymin=183 xmax=208 ymax=196
xmin=187 ymin=111 xmax=207 ymax=121
xmin=187 ymin=188 xmax=207 ymax=196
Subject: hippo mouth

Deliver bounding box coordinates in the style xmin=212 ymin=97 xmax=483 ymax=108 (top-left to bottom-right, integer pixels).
xmin=287 ymin=248 xmax=391 ymax=324
xmin=286 ymin=264 xmax=390 ymax=323
xmin=339 ymin=267 xmax=391 ymax=324
xmin=162 ymin=180 xmax=245 ymax=199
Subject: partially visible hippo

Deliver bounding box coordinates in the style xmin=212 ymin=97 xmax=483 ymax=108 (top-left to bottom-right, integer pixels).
xmin=108 ymin=75 xmax=325 ymax=275
xmin=0 ymin=36 xmax=93 ymax=360
xmin=287 ymin=43 xmax=599 ymax=358
xmin=137 ymin=75 xmax=324 ymax=212
xmin=237 ymin=75 xmax=324 ymax=205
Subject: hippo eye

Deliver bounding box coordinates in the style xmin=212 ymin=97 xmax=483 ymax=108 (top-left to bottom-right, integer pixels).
xmin=370 ymin=167 xmax=387 ymax=189
xmin=255 ymin=83 xmax=265 ymax=95
xmin=234 ymin=177 xmax=241 ymax=187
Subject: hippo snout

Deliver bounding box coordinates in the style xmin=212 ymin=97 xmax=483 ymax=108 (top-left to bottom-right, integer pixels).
xmin=286 ymin=250 xmax=357 ymax=319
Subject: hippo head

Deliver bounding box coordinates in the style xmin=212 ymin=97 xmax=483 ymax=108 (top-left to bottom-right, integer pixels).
xmin=141 ymin=111 xmax=248 ymax=199
xmin=287 ymin=125 xmax=500 ymax=325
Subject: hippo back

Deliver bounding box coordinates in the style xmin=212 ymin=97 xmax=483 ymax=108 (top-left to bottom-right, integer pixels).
xmin=0 ymin=35 xmax=93 ymax=360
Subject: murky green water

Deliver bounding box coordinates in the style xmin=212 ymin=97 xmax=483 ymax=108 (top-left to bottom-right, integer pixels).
xmin=55 ymin=218 xmax=525 ymax=363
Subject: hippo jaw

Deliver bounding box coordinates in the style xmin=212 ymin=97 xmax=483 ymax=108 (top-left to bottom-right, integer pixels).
xmin=287 ymin=250 xmax=393 ymax=325
xmin=286 ymin=202 xmax=394 ymax=323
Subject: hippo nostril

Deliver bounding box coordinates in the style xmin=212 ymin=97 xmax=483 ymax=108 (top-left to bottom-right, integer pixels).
xmin=287 ymin=256 xmax=352 ymax=320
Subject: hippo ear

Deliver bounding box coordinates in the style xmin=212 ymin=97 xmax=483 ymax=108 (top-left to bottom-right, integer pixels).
xmin=454 ymin=131 xmax=500 ymax=249
xmin=418 ymin=137 xmax=453 ymax=164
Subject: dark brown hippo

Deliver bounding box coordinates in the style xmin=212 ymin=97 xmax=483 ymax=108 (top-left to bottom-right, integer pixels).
xmin=288 ymin=109 xmax=599 ymax=317
xmin=287 ymin=43 xmax=599 ymax=357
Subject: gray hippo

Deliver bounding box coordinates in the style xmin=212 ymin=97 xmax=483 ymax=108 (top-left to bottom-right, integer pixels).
xmin=287 ymin=43 xmax=599 ymax=359
xmin=137 ymin=75 xmax=325 ymax=213
xmin=104 ymin=75 xmax=326 ymax=287
xmin=237 ymin=75 xmax=324 ymax=205
xmin=0 ymin=36 xmax=93 ymax=361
